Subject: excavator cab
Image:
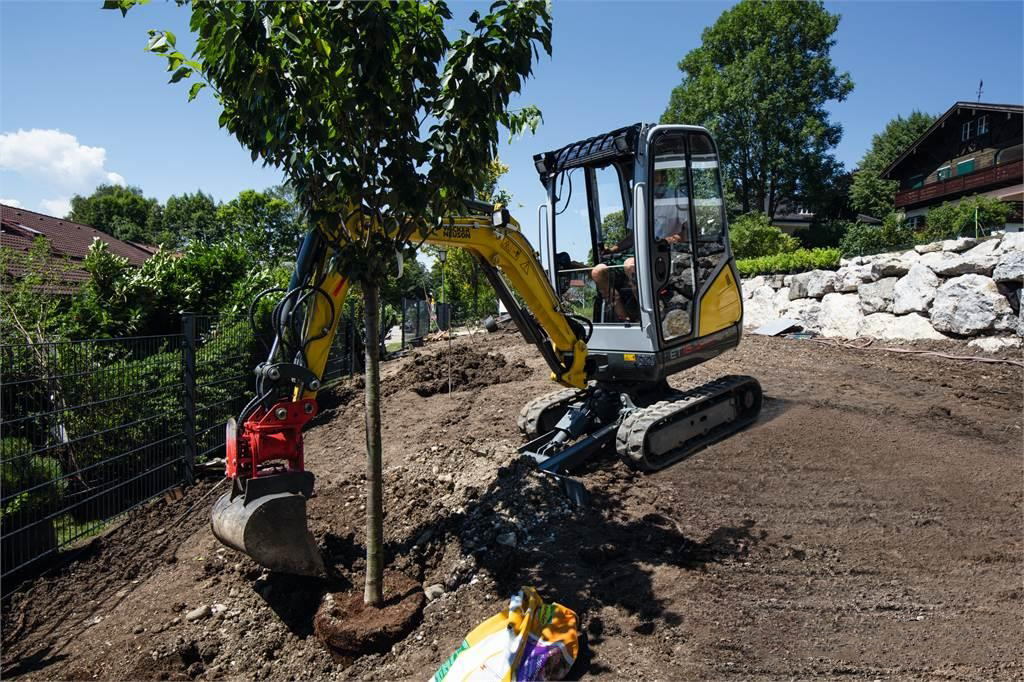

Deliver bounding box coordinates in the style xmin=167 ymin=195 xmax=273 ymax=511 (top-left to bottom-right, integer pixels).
xmin=537 ymin=123 xmax=744 ymax=386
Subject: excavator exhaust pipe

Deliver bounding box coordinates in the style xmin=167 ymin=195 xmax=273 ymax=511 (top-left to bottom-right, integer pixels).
xmin=210 ymin=471 xmax=325 ymax=578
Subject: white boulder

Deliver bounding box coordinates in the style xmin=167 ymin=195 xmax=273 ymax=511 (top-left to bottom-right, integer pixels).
xmin=789 ymin=269 xmax=836 ymax=300
xmin=892 ymin=264 xmax=940 ymax=315
xmin=930 ymin=274 xmax=1013 ymax=336
xmin=857 ymin=277 xmax=898 ymax=314
xmin=967 ymin=336 xmax=1022 ymax=353
xmin=999 ymin=231 xmax=1024 ymax=252
xmin=914 ymin=240 xmax=943 ymax=254
xmin=773 ymin=286 xmax=791 ymax=315
xmin=858 ymin=313 xmax=946 ymax=341
xmin=872 ymin=251 xmax=920 ymax=278
xmin=818 ymin=293 xmax=865 ymax=339
xmin=742 ymin=285 xmax=778 ymax=328
xmin=993 ymin=251 xmax=1024 ymax=283
xmin=941 ymin=237 xmax=979 ymax=253
xmin=835 ymin=264 xmax=876 ymax=292
xmin=781 ymin=298 xmax=823 ymax=333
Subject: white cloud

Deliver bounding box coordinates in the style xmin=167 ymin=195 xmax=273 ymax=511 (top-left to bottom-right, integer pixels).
xmin=0 ymin=198 xmax=21 ymax=207
xmin=39 ymin=197 xmax=71 ymax=217
xmin=0 ymin=128 xmax=123 ymax=192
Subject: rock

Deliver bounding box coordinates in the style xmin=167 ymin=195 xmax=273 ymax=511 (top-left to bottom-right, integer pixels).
xmin=993 ymin=251 xmax=1024 ymax=283
xmin=211 ymin=604 xmax=228 ymax=616
xmin=941 ymin=237 xmax=979 ymax=253
xmin=423 ymin=583 xmax=445 ymax=601
xmin=783 ymin=275 xmax=794 ymax=286
xmin=930 ymin=274 xmax=1013 ymax=336
xmin=764 ymin=274 xmax=786 ymax=289
xmin=926 ymin=246 xmax=998 ymax=277
xmin=994 ymin=313 xmax=1019 ymax=332
xmin=818 ymin=293 xmax=864 ymax=339
xmin=133 ymin=625 xmax=145 ymax=635
xmin=872 ymin=251 xmax=920 ymax=278
xmin=742 ymin=276 xmax=766 ymax=297
xmin=835 ymin=264 xmax=876 ymax=293
xmin=914 ymin=240 xmax=943 ymax=254
xmin=782 ymin=299 xmax=823 ymax=333
xmin=858 ymin=277 xmax=898 ymax=314
xmin=742 ymin=285 xmax=777 ymax=328
xmin=892 ymin=264 xmax=940 ymax=315
xmin=496 ymin=532 xmax=517 ymax=548
xmin=789 ymin=269 xmax=836 ymax=300
xmin=859 ymin=313 xmax=946 ymax=341
xmin=964 ymin=238 xmax=1002 ymax=258
xmin=773 ymin=287 xmax=791 ymax=315
xmin=967 ymin=337 xmax=1022 ymax=353
xmin=998 ymin=231 xmax=1024 ymax=252
xmin=185 ymin=605 xmax=211 ymax=622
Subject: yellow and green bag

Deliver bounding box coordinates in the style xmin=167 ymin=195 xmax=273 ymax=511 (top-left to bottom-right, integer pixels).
xmin=432 ymin=587 xmax=578 ymax=682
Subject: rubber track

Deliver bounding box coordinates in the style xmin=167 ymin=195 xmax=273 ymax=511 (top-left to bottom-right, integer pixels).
xmin=517 ymin=387 xmax=583 ymax=438
xmin=615 ymin=375 xmax=760 ymax=471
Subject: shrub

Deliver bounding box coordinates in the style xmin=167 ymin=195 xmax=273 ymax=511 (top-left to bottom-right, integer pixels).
xmin=923 ymin=195 xmax=1013 ymax=242
xmin=793 ymin=219 xmax=853 ymax=249
xmin=839 ymin=214 xmax=914 ymax=256
xmin=729 ymin=213 xmax=800 ymax=259
xmin=737 ymin=248 xmax=841 ymax=277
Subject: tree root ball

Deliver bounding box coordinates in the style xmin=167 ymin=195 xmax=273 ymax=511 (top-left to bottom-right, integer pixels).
xmin=313 ymin=571 xmax=425 ymax=658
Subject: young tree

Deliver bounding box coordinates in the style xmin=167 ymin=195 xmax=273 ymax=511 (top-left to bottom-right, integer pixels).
xmin=113 ymin=0 xmax=551 ymax=605
xmin=849 ymin=111 xmax=937 ymax=219
xmin=662 ymin=0 xmax=853 ymax=218
xmin=68 ymin=184 xmax=162 ymax=244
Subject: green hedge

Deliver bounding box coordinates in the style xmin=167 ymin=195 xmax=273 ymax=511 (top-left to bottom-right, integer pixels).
xmin=737 ymin=248 xmax=841 ymax=277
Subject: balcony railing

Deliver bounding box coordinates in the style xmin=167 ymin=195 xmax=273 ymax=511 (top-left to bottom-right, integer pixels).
xmin=894 ymin=159 xmax=1023 ymax=208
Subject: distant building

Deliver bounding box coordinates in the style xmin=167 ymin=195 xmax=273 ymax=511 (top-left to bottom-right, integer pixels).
xmin=882 ymin=102 xmax=1023 ymax=231
xmin=1 ymin=203 xmax=155 ymax=294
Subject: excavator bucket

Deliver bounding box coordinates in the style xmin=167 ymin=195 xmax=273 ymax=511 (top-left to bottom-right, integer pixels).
xmin=210 ymin=471 xmax=325 ymax=577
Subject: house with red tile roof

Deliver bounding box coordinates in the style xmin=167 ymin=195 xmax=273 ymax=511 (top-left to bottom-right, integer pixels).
xmin=1 ymin=203 xmax=156 ymax=294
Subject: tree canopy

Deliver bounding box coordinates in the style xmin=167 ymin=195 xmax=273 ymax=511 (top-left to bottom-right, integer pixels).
xmin=662 ymin=0 xmax=853 ymax=218
xmin=849 ymin=111 xmax=937 ymax=219
xmin=68 ymin=184 xmax=162 ymax=244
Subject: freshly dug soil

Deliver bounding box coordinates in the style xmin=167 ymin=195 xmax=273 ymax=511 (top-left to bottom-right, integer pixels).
xmin=399 ymin=346 xmax=530 ymax=397
xmin=2 ymin=332 xmax=1022 ymax=681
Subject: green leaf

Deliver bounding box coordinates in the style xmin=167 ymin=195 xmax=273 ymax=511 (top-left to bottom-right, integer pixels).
xmin=187 ymin=82 xmax=206 ymax=102
xmin=169 ymin=66 xmax=192 ymax=83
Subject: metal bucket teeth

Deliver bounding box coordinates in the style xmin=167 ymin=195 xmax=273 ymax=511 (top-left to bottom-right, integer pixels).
xmin=210 ymin=473 xmax=325 ymax=577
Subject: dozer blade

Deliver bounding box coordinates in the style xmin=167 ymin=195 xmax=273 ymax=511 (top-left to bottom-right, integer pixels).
xmin=210 ymin=471 xmax=325 ymax=577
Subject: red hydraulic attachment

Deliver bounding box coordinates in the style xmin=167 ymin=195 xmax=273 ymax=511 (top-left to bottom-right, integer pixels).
xmin=225 ymin=398 xmax=318 ymax=480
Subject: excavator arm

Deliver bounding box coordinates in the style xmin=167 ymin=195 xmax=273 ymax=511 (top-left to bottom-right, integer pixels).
xmin=212 ymin=204 xmax=589 ymax=576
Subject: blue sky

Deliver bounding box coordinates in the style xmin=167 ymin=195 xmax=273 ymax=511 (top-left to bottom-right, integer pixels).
xmin=2 ymin=1 xmax=1022 ymax=223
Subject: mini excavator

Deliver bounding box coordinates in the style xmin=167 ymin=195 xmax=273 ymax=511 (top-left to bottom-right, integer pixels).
xmin=211 ymin=123 xmax=762 ymax=576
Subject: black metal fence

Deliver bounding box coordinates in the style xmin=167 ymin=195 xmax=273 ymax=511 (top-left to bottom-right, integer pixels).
xmin=402 ymin=298 xmax=432 ymax=346
xmin=1 ymin=312 xmax=359 ymax=580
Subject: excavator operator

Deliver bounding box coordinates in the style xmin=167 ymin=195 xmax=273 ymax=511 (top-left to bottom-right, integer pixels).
xmin=591 ymin=169 xmax=688 ymax=321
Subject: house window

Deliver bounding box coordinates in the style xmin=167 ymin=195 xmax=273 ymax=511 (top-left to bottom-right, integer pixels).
xmin=936 ymin=166 xmax=951 ymax=181
xmin=962 ymin=120 xmax=974 ymax=141
xmin=905 ymin=215 xmax=924 ymax=230
xmin=908 ymin=174 xmax=924 ymax=189
xmin=956 ymin=158 xmax=975 ymax=176
xmin=978 ymin=115 xmax=989 ymax=135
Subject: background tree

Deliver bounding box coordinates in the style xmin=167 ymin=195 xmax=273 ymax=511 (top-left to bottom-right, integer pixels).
xmin=161 ymin=190 xmax=220 ymax=245
xmin=217 ymin=188 xmax=305 ymax=260
xmin=849 ymin=111 xmax=937 ymax=219
xmin=119 ymin=0 xmax=551 ymax=605
xmin=68 ymin=184 xmax=162 ymax=244
xmin=662 ymin=0 xmax=853 ymax=218
xmin=728 ymin=213 xmax=800 ymax=259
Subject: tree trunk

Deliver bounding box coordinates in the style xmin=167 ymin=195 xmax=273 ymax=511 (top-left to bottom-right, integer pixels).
xmin=362 ymin=281 xmax=384 ymax=606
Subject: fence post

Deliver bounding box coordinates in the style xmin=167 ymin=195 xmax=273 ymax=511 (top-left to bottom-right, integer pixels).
xmin=182 ymin=314 xmax=197 ymax=483
xmin=401 ymin=297 xmax=406 ymax=351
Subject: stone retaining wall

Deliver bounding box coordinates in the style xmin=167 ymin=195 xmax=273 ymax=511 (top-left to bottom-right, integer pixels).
xmin=741 ymin=232 xmax=1024 ymax=351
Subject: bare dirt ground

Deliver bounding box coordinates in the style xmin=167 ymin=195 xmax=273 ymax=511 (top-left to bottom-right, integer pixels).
xmin=3 ymin=330 xmax=1022 ymax=681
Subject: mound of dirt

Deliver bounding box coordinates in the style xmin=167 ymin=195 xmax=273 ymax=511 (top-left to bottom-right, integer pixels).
xmin=399 ymin=347 xmax=530 ymax=397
